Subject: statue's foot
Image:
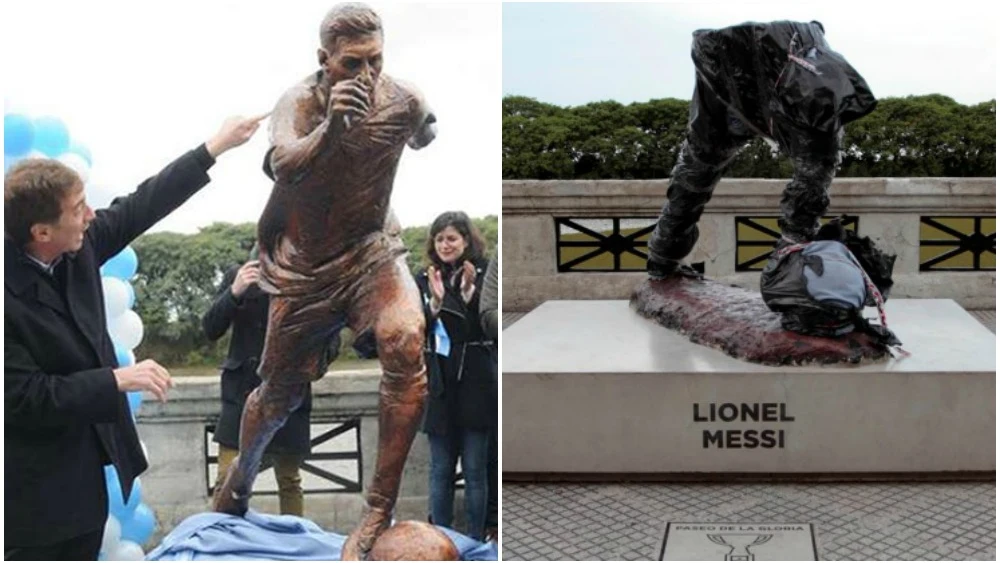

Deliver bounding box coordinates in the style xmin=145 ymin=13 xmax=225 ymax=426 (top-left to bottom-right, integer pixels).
xmin=647 ymin=258 xmax=702 ymax=280
xmin=212 ymin=486 xmax=250 ymax=516
xmin=211 ymin=468 xmax=251 ymax=516
xmin=341 ymin=506 xmax=391 ymax=561
xmin=647 ymin=258 xmax=678 ymax=280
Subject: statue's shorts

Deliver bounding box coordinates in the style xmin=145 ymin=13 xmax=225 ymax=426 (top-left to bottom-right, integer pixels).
xmin=256 ymin=230 xmax=407 ymax=383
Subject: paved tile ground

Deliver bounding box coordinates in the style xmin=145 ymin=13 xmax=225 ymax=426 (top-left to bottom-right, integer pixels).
xmin=501 ymin=482 xmax=996 ymax=560
xmin=501 ymin=309 xmax=996 ymax=560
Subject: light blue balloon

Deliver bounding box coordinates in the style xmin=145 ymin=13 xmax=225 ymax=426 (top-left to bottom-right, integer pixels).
xmin=114 ymin=344 xmax=134 ymax=368
xmin=106 ymin=464 xmax=142 ymax=520
xmin=120 ymin=503 xmax=156 ymax=545
xmin=105 ymin=464 xmax=126 ymax=516
xmin=32 ymin=116 xmax=70 ymax=157
xmin=4 ymin=113 xmax=34 ymax=157
xmin=69 ymin=141 xmax=93 ymax=166
xmin=127 ymin=391 xmax=143 ymax=416
xmin=101 ymin=247 xmax=139 ymax=280
xmin=124 ymin=478 xmax=142 ymax=514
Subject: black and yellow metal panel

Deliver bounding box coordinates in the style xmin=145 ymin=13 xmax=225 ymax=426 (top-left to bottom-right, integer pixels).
xmin=734 ymin=216 xmax=859 ymax=271
xmin=919 ymin=216 xmax=995 ymax=271
xmin=205 ymin=418 xmax=363 ymax=495
xmin=556 ymin=218 xmax=656 ymax=272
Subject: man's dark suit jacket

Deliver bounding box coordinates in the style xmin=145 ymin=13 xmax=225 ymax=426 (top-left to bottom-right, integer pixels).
xmin=4 ymin=145 xmax=215 ymax=546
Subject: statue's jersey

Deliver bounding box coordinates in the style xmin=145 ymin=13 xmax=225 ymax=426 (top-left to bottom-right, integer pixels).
xmin=257 ymin=73 xmax=428 ymax=299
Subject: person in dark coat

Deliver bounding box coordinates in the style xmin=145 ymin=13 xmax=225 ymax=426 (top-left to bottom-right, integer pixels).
xmin=478 ymin=256 xmax=498 ymax=543
xmin=4 ymin=115 xmax=263 ymax=560
xmin=479 ymin=258 xmax=498 ymax=340
xmin=415 ymin=211 xmax=496 ymax=541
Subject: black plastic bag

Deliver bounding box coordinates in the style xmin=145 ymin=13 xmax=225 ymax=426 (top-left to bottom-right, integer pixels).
xmin=691 ymin=21 xmax=876 ymax=138
xmin=762 ymin=217 xmax=900 ymax=342
xmin=760 ymin=244 xmax=858 ymax=337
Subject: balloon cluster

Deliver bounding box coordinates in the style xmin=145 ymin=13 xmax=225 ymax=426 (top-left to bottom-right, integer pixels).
xmin=4 ymin=110 xmax=121 ymax=210
xmin=4 ymin=112 xmax=93 ymax=181
xmin=5 ymin=110 xmax=156 ymax=560
xmin=99 ymin=249 xmax=157 ymax=560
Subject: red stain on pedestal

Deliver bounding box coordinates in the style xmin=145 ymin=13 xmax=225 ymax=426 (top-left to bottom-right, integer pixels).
xmin=630 ymin=277 xmax=888 ymax=365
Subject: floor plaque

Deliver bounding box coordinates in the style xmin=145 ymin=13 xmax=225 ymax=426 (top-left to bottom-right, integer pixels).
xmin=659 ymin=522 xmax=818 ymax=561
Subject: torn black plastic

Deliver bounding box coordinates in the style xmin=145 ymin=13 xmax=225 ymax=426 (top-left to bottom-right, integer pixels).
xmin=647 ymin=21 xmax=877 ymax=266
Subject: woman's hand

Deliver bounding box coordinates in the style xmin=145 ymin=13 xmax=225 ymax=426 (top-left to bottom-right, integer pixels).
xmin=428 ymin=265 xmax=445 ymax=313
xmin=460 ymin=261 xmax=477 ymax=304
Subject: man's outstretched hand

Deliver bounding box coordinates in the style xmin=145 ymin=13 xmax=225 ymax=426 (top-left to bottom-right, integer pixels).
xmin=206 ymin=113 xmax=269 ymax=158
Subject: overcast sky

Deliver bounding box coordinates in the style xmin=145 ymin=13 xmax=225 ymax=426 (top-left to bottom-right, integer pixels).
xmin=504 ymin=3 xmax=996 ymax=107
xmin=5 ymin=1 xmax=500 ymax=233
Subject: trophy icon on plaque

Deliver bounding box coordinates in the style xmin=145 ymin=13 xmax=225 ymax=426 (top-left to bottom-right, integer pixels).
xmin=707 ymin=534 xmax=774 ymax=561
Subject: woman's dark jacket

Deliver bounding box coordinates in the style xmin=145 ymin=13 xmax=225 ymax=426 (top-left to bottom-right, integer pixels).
xmin=416 ymin=256 xmax=497 ymax=435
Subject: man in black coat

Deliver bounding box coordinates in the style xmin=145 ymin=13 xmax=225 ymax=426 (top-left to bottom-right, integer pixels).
xmin=4 ymin=114 xmax=263 ymax=560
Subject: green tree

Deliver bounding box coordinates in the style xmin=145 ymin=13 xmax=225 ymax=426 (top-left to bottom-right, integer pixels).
xmin=130 ymin=216 xmax=498 ymax=367
xmin=503 ymin=94 xmax=996 ymax=179
xmin=132 ymin=222 xmax=256 ymax=366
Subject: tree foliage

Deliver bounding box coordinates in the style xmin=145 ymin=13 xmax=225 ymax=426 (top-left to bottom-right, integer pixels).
xmin=503 ymin=95 xmax=995 ymax=179
xmin=130 ymin=216 xmax=497 ymax=367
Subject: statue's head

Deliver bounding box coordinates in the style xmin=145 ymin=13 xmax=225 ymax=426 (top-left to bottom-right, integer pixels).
xmin=317 ymin=3 xmax=384 ymax=86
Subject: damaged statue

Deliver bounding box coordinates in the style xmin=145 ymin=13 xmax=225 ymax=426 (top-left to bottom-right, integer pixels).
xmin=646 ymin=19 xmax=877 ymax=278
xmin=211 ymin=3 xmax=448 ymax=560
xmin=632 ymin=20 xmax=904 ymax=364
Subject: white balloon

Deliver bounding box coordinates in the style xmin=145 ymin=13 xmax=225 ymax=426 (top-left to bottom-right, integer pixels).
xmin=140 ymin=441 xmax=149 ymax=464
xmin=58 ymin=152 xmax=91 ymax=183
xmin=109 ymin=310 xmax=144 ymax=350
xmin=100 ymin=515 xmax=122 ymax=555
xmin=102 ymin=277 xmax=130 ymax=319
xmin=25 ymin=150 xmax=48 ymax=161
xmin=107 ymin=540 xmax=145 ymax=561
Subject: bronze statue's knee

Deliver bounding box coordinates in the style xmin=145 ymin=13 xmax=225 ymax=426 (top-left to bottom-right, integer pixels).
xmin=256 ymin=380 xmax=309 ymax=418
xmin=376 ymin=322 xmax=425 ymax=374
xmin=279 ymin=382 xmax=309 ymax=414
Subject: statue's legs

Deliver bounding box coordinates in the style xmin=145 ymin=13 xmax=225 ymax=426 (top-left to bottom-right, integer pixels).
xmin=774 ymin=126 xmax=842 ymax=243
xmin=647 ymin=76 xmax=752 ymax=278
xmin=341 ymin=256 xmax=427 ymax=561
xmin=211 ymin=380 xmax=308 ymax=515
xmin=212 ymin=294 xmax=332 ymax=515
